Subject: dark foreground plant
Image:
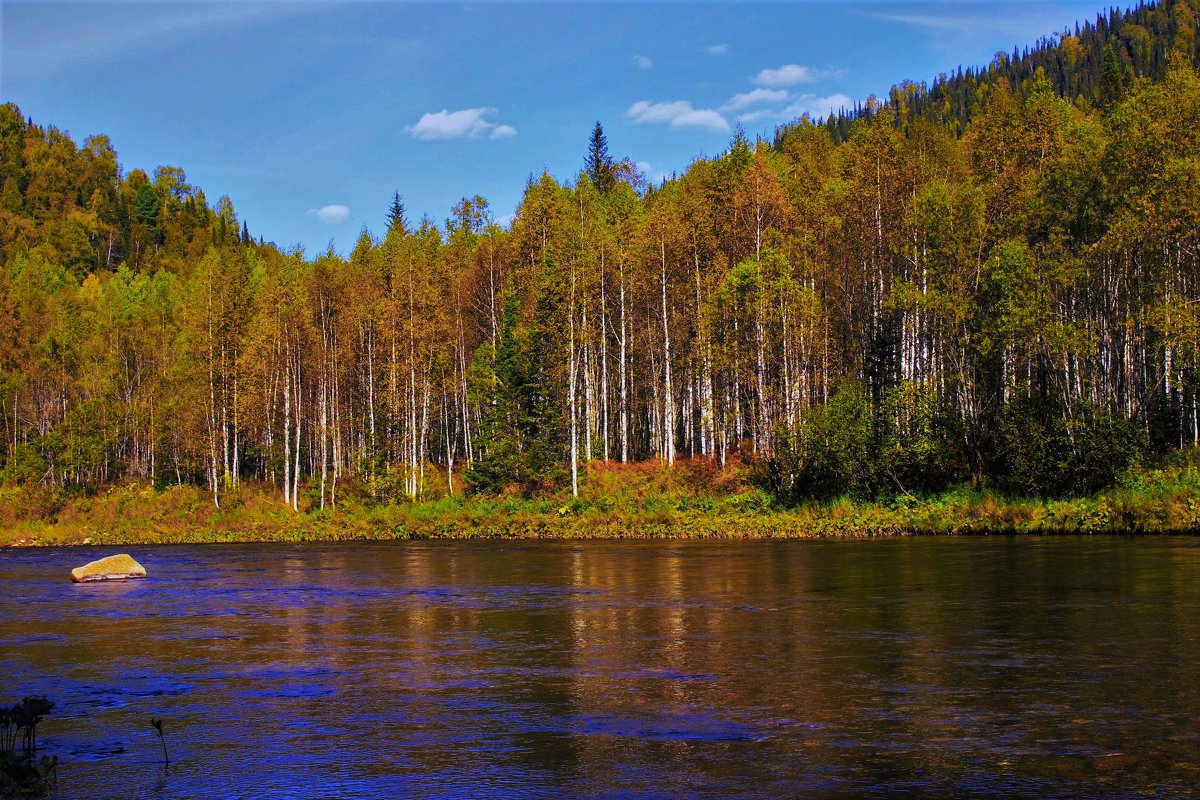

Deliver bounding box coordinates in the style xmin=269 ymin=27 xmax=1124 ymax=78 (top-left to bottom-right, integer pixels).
xmin=150 ymin=718 xmax=169 ymax=767
xmin=1 ymin=697 xmax=58 ymax=798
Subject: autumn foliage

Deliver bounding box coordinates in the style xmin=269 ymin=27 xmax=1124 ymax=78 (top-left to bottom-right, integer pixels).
xmin=5 ymin=1 xmax=1200 ymax=512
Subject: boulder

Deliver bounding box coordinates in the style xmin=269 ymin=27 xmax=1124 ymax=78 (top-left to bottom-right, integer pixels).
xmin=70 ymin=554 xmax=147 ymax=583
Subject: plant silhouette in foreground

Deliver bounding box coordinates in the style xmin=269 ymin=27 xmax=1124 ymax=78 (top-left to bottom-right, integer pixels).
xmin=151 ymin=718 xmax=169 ymax=767
xmin=1 ymin=696 xmax=58 ymax=797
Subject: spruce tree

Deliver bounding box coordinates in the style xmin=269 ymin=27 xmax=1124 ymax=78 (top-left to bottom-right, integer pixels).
xmin=464 ymin=274 xmax=567 ymax=496
xmin=585 ymin=122 xmax=616 ymax=194
xmin=386 ymin=191 xmax=407 ymax=233
xmin=134 ymin=183 xmax=161 ymax=244
xmin=1101 ymin=44 xmax=1127 ymax=104
xmin=520 ymin=256 xmax=568 ymax=489
xmin=464 ymin=291 xmax=525 ymax=495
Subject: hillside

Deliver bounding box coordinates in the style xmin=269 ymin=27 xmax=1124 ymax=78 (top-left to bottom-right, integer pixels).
xmin=813 ymin=0 xmax=1200 ymax=141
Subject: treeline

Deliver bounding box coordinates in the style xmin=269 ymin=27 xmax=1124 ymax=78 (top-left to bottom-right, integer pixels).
xmin=4 ymin=6 xmax=1200 ymax=507
xmin=819 ymin=0 xmax=1200 ymax=141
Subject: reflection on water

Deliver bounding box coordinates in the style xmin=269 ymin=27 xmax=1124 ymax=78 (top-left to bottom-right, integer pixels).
xmin=2 ymin=538 xmax=1199 ymax=798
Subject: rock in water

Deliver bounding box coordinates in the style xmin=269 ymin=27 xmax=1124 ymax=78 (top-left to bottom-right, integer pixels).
xmin=71 ymin=554 xmax=147 ymax=583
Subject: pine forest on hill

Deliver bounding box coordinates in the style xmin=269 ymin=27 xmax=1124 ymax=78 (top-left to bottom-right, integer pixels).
xmin=5 ymin=0 xmax=1200 ymax=538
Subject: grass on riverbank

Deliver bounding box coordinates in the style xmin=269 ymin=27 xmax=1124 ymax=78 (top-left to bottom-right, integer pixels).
xmin=2 ymin=458 xmax=1199 ymax=546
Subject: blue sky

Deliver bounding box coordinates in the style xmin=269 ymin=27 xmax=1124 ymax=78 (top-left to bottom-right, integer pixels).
xmin=3 ymin=1 xmax=1106 ymax=256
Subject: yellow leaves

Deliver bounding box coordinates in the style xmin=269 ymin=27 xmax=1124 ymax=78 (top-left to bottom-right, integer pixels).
xmin=78 ymin=271 xmax=103 ymax=305
xmin=1059 ymin=34 xmax=1084 ymax=68
xmin=1148 ymin=298 xmax=1200 ymax=352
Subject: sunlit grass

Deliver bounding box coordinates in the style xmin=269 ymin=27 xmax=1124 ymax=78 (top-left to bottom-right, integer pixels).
xmin=2 ymin=458 xmax=1199 ymax=546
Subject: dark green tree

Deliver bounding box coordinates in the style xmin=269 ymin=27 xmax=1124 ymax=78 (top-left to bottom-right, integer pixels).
xmin=464 ymin=291 xmax=525 ymax=494
xmin=520 ymin=259 xmax=568 ymax=488
xmin=464 ymin=278 xmax=567 ymax=496
xmin=386 ymin=191 xmax=407 ymax=233
xmin=133 ymin=182 xmax=161 ymax=245
xmin=585 ymin=122 xmax=616 ymax=194
xmin=1100 ymin=44 xmax=1128 ymax=104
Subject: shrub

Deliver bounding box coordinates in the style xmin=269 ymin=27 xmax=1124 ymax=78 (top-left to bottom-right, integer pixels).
xmin=774 ymin=381 xmax=877 ymax=501
xmin=990 ymin=393 xmax=1142 ymax=496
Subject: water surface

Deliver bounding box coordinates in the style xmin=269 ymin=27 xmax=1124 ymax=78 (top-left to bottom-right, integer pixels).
xmin=2 ymin=538 xmax=1198 ymax=798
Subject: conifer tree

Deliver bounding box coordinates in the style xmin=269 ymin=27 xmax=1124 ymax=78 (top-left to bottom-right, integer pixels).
xmin=585 ymin=122 xmax=616 ymax=194
xmin=386 ymin=191 xmax=407 ymax=233
xmin=134 ymin=183 xmax=161 ymax=245
xmin=464 ymin=291 xmax=525 ymax=494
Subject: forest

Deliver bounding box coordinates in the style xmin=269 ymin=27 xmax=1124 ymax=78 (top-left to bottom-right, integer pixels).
xmin=4 ymin=0 xmax=1200 ymax=526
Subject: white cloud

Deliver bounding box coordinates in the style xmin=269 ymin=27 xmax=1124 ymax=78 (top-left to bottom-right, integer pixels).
xmin=721 ymin=88 xmax=789 ymax=113
xmin=864 ymin=9 xmax=1072 ymax=38
xmin=308 ymin=205 xmax=350 ymax=224
xmin=706 ymin=43 xmax=729 ymax=55
xmin=636 ymin=160 xmax=671 ymax=184
xmin=753 ymin=64 xmax=818 ymax=88
xmin=633 ymin=55 xmax=653 ymax=69
xmin=784 ymin=93 xmax=852 ymax=120
xmin=626 ymin=100 xmax=729 ymax=132
xmin=406 ymin=107 xmax=517 ymax=140
xmin=729 ymin=93 xmax=852 ymax=125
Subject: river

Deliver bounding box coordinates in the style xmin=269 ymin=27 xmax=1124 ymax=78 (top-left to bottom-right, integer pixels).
xmin=2 ymin=538 xmax=1198 ymax=798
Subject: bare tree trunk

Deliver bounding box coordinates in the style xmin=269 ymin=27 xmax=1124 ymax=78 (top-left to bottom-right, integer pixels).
xmin=292 ymin=349 xmax=301 ymax=512
xmin=660 ymin=238 xmax=675 ymax=465
xmin=569 ymin=257 xmax=580 ymax=496
xmin=207 ymin=302 xmax=220 ymax=509
xmin=619 ymin=259 xmax=629 ymax=463
xmin=600 ymin=249 xmax=610 ymax=461
xmin=408 ymin=267 xmax=419 ymax=499
xmin=456 ymin=304 xmax=473 ymax=466
xmin=283 ymin=339 xmax=292 ymax=507
xmin=418 ymin=362 xmax=432 ymax=496
xmin=232 ymin=354 xmax=240 ymax=488
xmin=582 ymin=292 xmax=593 ymax=463
xmin=367 ymin=325 xmax=376 ymax=489
xmin=755 ymin=267 xmax=767 ymax=455
xmin=319 ymin=375 xmax=327 ymax=510
xmin=443 ymin=380 xmax=455 ymax=495
xmin=488 ymin=248 xmax=499 ymax=348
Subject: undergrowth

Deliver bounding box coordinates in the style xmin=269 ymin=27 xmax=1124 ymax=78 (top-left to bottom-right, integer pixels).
xmin=3 ymin=457 xmax=1199 ymax=546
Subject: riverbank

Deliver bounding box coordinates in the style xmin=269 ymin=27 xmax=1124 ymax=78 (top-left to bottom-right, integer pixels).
xmin=2 ymin=460 xmax=1199 ymax=546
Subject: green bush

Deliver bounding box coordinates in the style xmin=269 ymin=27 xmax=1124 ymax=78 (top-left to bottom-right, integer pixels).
xmin=991 ymin=393 xmax=1142 ymax=496
xmin=0 ymin=444 xmax=47 ymax=486
xmin=777 ymin=381 xmax=877 ymax=501
xmin=876 ymin=382 xmax=969 ymax=494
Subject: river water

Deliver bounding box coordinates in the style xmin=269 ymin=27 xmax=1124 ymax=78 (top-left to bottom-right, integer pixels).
xmin=1 ymin=538 xmax=1198 ymax=799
